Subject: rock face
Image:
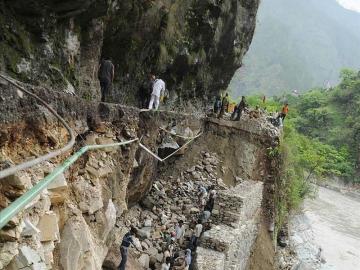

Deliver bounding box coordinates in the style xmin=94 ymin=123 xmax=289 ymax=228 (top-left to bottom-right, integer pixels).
xmin=59 ymin=216 xmax=108 ymax=270
xmin=103 ymin=0 xmax=260 ymax=103
xmin=0 ymin=82 xmax=203 ymax=269
xmin=0 ymin=0 xmax=259 ymax=104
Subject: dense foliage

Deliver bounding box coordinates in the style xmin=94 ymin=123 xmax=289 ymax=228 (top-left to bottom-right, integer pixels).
xmin=283 ymin=69 xmax=360 ymax=183
xmin=247 ymin=70 xmax=360 ymax=212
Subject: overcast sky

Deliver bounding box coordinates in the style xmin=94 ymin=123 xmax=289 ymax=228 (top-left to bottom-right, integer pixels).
xmin=337 ymin=0 xmax=360 ymax=12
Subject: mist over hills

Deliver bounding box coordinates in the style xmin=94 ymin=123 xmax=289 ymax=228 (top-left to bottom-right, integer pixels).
xmin=229 ymin=0 xmax=360 ymax=97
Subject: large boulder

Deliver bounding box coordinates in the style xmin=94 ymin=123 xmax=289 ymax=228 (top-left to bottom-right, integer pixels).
xmin=59 ymin=216 xmax=108 ymax=270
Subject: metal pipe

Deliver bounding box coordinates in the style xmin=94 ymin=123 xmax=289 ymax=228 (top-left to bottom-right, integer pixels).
xmin=0 ymin=73 xmax=76 ymax=179
xmin=0 ymin=139 xmax=138 ymax=229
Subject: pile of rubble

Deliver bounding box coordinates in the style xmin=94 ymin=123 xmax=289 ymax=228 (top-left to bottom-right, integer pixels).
xmin=120 ymin=151 xmax=228 ymax=269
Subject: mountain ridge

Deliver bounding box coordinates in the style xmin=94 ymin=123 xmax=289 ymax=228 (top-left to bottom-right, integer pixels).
xmin=229 ymin=0 xmax=360 ymax=97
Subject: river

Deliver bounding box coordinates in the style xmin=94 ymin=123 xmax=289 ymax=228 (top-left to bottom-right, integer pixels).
xmin=289 ymin=186 xmax=360 ymax=270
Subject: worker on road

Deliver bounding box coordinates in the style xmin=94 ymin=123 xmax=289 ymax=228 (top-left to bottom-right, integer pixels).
xmin=98 ymin=57 xmax=114 ymax=102
xmin=148 ymin=74 xmax=166 ymax=110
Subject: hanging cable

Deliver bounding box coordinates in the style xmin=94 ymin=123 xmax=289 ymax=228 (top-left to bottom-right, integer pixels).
xmin=0 ymin=73 xmax=76 ymax=179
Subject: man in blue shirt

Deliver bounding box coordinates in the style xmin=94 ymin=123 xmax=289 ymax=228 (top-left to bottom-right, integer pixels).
xmin=118 ymin=227 xmax=139 ymax=270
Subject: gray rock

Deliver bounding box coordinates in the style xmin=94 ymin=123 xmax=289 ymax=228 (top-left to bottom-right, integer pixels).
xmin=138 ymin=254 xmax=150 ymax=268
xmin=21 ymin=219 xmax=40 ymax=237
xmin=0 ymin=242 xmax=18 ymax=269
xmin=2 ymin=173 xmax=32 ymax=190
xmin=11 ymin=245 xmax=47 ymax=270
xmin=136 ymin=227 xmax=152 ymax=239
xmin=73 ymin=178 xmax=103 ymax=214
xmin=158 ymin=138 xmax=180 ymax=159
xmin=156 ymin=252 xmax=164 ymax=263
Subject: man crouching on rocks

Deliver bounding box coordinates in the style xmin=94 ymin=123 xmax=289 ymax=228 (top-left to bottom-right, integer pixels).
xmin=118 ymin=227 xmax=141 ymax=270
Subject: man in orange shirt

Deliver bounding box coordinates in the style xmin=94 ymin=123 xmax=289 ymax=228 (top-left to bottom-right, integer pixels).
xmin=277 ymin=103 xmax=289 ymax=124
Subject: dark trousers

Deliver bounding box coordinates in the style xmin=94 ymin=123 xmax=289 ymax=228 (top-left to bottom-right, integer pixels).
xmin=139 ymin=95 xmax=149 ymax=109
xmin=100 ymin=78 xmax=111 ymax=102
xmin=190 ymin=235 xmax=199 ymax=250
xmin=277 ymin=113 xmax=286 ymax=121
xmin=118 ymin=246 xmax=128 ymax=270
xmin=231 ymin=107 xmax=244 ymax=121
xmin=218 ymin=107 xmax=226 ymax=118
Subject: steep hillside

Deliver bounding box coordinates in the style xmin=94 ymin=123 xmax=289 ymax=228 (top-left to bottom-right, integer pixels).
xmin=229 ymin=0 xmax=360 ymax=96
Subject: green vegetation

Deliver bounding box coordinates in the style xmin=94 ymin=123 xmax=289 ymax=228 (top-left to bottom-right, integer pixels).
xmin=246 ymin=95 xmax=281 ymax=113
xmin=283 ymin=69 xmax=360 ymax=183
xmin=249 ymin=70 xmax=360 ymax=216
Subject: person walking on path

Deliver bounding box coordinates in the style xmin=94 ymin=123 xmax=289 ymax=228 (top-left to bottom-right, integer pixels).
xmin=213 ymin=95 xmax=222 ymax=114
xmin=148 ymin=74 xmax=166 ymax=110
xmin=204 ymin=190 xmax=216 ymax=213
xmin=118 ymin=227 xmax=140 ymax=270
xmin=98 ymin=58 xmax=114 ymax=102
xmin=218 ymin=93 xmax=229 ymax=118
xmin=138 ymin=74 xmax=153 ymax=108
xmin=190 ymin=220 xmax=203 ymax=250
xmin=232 ymin=96 xmax=247 ymax=121
xmin=200 ymin=210 xmax=211 ymax=224
xmin=198 ymin=186 xmax=208 ymax=209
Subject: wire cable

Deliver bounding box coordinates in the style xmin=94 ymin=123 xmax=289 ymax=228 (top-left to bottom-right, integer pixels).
xmin=0 ymin=73 xmax=76 ymax=179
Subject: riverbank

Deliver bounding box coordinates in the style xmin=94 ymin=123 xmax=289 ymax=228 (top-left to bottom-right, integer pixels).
xmin=281 ymin=186 xmax=360 ymax=269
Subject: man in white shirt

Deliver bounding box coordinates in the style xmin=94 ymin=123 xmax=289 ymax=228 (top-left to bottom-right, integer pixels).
xmin=161 ymin=257 xmax=171 ymax=270
xmin=175 ymin=220 xmax=186 ymax=246
xmin=148 ymin=74 xmax=166 ymax=110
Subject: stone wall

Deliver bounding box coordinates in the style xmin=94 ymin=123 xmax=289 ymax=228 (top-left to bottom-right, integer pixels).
xmin=194 ymin=180 xmax=263 ymax=270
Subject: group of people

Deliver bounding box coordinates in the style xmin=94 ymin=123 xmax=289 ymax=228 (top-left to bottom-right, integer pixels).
xmin=213 ymin=93 xmax=248 ymax=121
xmin=98 ymin=58 xmax=166 ymax=110
xmin=98 ymin=58 xmax=289 ymax=123
xmin=118 ymin=185 xmax=217 ymax=270
xmin=213 ymin=93 xmax=289 ymax=125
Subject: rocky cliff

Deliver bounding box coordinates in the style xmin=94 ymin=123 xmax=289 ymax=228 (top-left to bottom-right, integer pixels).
xmin=0 ymin=77 xmax=282 ymax=270
xmin=0 ymin=0 xmax=259 ymax=104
